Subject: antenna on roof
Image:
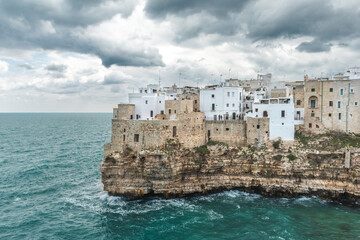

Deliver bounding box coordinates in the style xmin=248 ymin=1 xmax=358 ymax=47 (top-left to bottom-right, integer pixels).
xmin=158 ymin=69 xmax=161 ymax=89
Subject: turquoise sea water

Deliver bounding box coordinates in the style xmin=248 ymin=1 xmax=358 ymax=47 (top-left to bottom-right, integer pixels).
xmin=0 ymin=113 xmax=359 ymax=240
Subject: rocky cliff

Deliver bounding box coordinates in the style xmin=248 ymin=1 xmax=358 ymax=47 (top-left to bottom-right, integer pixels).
xmin=100 ymin=141 xmax=360 ymax=203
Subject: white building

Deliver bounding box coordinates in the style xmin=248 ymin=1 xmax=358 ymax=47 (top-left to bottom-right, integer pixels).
xmin=129 ymin=84 xmax=178 ymax=120
xmin=244 ymin=90 xmax=266 ymax=113
xmin=200 ymin=85 xmax=244 ymax=120
xmin=247 ymin=97 xmax=295 ymax=141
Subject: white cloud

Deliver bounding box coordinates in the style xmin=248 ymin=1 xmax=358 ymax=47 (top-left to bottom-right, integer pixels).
xmin=0 ymin=60 xmax=8 ymax=74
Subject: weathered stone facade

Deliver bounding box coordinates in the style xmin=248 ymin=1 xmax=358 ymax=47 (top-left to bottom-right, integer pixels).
xmin=205 ymin=120 xmax=246 ymax=146
xmin=109 ymin=112 xmax=206 ymax=152
xmin=304 ymin=75 xmax=360 ymax=134
xmin=246 ymin=117 xmax=269 ymax=145
xmin=113 ymin=104 xmax=135 ymax=120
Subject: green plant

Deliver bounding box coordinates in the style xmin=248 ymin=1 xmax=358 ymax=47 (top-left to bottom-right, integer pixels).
xmin=126 ymin=147 xmax=133 ymax=152
xmin=194 ymin=145 xmax=210 ymax=155
xmin=272 ymin=155 xmax=283 ymax=161
xmin=287 ymin=154 xmax=297 ymax=161
xmin=207 ymin=140 xmax=229 ymax=147
xmin=272 ymin=140 xmax=281 ymax=149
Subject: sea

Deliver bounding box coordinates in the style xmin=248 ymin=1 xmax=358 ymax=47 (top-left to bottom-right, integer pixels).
xmin=0 ymin=113 xmax=359 ymax=240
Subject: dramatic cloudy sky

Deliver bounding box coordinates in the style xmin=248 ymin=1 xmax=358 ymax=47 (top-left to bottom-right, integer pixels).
xmin=1 ymin=0 xmax=360 ymax=112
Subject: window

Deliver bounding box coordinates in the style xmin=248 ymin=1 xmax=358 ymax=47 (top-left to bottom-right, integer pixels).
xmin=232 ymin=92 xmax=235 ymax=97
xmin=350 ymin=114 xmax=353 ymax=118
xmin=145 ymin=90 xmax=147 ymax=93
xmin=174 ymin=110 xmax=177 ymax=114
xmin=281 ymin=110 xmax=285 ymax=118
xmin=339 ymin=113 xmax=342 ymax=120
xmin=130 ymin=115 xmax=133 ymax=119
xmin=211 ymin=94 xmax=215 ymax=98
xmin=123 ymin=128 xmax=126 ymax=132
xmin=340 ymin=89 xmax=344 ymax=95
xmin=226 ymin=103 xmax=229 ymax=107
xmin=173 ymin=126 xmax=177 ymax=137
xmin=282 ymin=123 xmax=284 ymax=125
xmin=123 ymin=135 xmax=126 ymax=141
xmin=212 ymin=104 xmax=215 ymax=110
xmin=145 ymin=100 xmax=148 ymax=104
xmin=350 ymin=88 xmax=354 ymax=93
xmin=255 ymin=108 xmax=258 ymax=112
xmin=311 ymin=88 xmax=315 ymax=92
xmin=169 ymin=109 xmax=172 ymax=114
xmin=338 ymin=101 xmax=341 ymax=108
xmin=134 ymin=134 xmax=139 ymax=142
xmin=329 ymin=101 xmax=333 ymax=107
xmin=140 ymin=90 xmax=142 ymax=93
xmin=316 ymin=125 xmax=319 ymax=128
xmin=310 ymin=99 xmax=316 ymax=108
xmin=257 ymin=125 xmax=260 ymax=129
xmin=194 ymin=100 xmax=197 ymax=104
xmin=296 ymin=100 xmax=301 ymax=105
xmin=309 ymin=123 xmax=312 ymax=128
xmin=160 ymin=110 xmax=164 ymax=114
xmin=329 ymin=113 xmax=332 ymax=117
xmin=330 ymin=88 xmax=333 ymax=92
xmin=159 ymin=101 xmax=161 ymax=103
xmin=355 ymin=102 xmax=358 ymax=106
xmin=232 ymin=103 xmax=235 ymax=107
xmin=226 ymin=128 xmax=230 ymax=131
xmin=263 ymin=111 xmax=268 ymax=117
xmin=227 ymin=92 xmax=230 ymax=97
xmin=150 ymin=111 xmax=153 ymax=117
xmin=311 ymin=113 xmax=315 ymax=117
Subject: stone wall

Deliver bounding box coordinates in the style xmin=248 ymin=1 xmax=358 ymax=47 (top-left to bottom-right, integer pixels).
xmin=110 ymin=112 xmax=206 ymax=152
xmin=113 ymin=104 xmax=135 ymax=120
xmin=205 ymin=120 xmax=246 ymax=146
xmin=165 ymin=100 xmax=193 ymax=115
xmin=246 ymin=117 xmax=270 ymax=145
xmin=270 ymin=88 xmax=287 ymax=98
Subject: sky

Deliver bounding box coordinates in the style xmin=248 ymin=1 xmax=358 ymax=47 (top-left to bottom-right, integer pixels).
xmin=1 ymin=0 xmax=360 ymax=112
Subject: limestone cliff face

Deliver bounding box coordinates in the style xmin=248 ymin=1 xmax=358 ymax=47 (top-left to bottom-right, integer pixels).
xmin=100 ymin=145 xmax=360 ymax=202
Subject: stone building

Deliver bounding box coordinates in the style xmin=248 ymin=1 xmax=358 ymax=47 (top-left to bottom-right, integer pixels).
xmin=246 ymin=117 xmax=270 ymax=145
xmin=110 ymin=100 xmax=206 ymax=152
xmin=304 ymin=71 xmax=360 ymax=134
xmin=205 ymin=120 xmax=246 ymax=146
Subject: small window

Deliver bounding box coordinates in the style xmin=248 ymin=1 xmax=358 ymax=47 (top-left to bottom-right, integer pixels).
xmin=311 ymin=88 xmax=315 ymax=92
xmin=339 ymin=113 xmax=342 ymax=120
xmin=194 ymin=100 xmax=197 ymax=104
xmin=338 ymin=101 xmax=341 ymax=108
xmin=226 ymin=103 xmax=229 ymax=107
xmin=355 ymin=102 xmax=358 ymax=106
xmin=340 ymin=89 xmax=344 ymax=95
xmin=145 ymin=90 xmax=147 ymax=93
xmin=232 ymin=103 xmax=235 ymax=107
xmin=169 ymin=109 xmax=172 ymax=114
xmin=309 ymin=123 xmax=312 ymax=128
xmin=150 ymin=110 xmax=153 ymax=117
xmin=316 ymin=125 xmax=319 ymax=128
xmin=281 ymin=110 xmax=285 ymax=118
xmin=329 ymin=113 xmax=332 ymax=117
xmin=350 ymin=114 xmax=353 ymax=118
xmin=211 ymin=94 xmax=215 ymax=98
xmin=123 ymin=135 xmax=126 ymax=141
xmin=140 ymin=90 xmax=142 ymax=93
xmin=232 ymin=92 xmax=235 ymax=97
xmin=212 ymin=104 xmax=215 ymax=110
xmin=124 ymin=128 xmax=126 ymax=132
xmin=226 ymin=128 xmax=230 ymax=131
xmin=329 ymin=88 xmax=333 ymax=92
xmin=296 ymin=100 xmax=301 ymax=105
xmin=174 ymin=110 xmax=177 ymax=114
xmin=134 ymin=134 xmax=139 ymax=142
xmin=160 ymin=110 xmax=164 ymax=114
xmin=329 ymin=101 xmax=333 ymax=107
xmin=227 ymin=92 xmax=230 ymax=97
xmin=350 ymin=88 xmax=354 ymax=93
xmin=255 ymin=108 xmax=258 ymax=112
xmin=159 ymin=101 xmax=161 ymax=103
xmin=130 ymin=115 xmax=133 ymax=119
xmin=282 ymin=123 xmax=284 ymax=125
xmin=257 ymin=125 xmax=260 ymax=129
xmin=311 ymin=113 xmax=315 ymax=117
xmin=145 ymin=100 xmax=148 ymax=104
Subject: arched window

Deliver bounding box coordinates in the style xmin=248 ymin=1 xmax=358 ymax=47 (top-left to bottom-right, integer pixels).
xmin=263 ymin=111 xmax=268 ymax=117
xmin=309 ymin=96 xmax=318 ymax=109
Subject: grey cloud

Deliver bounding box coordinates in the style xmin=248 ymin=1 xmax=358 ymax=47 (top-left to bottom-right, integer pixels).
xmin=145 ymin=0 xmax=250 ymax=19
xmin=45 ymin=64 xmax=67 ymax=72
xmin=0 ymin=0 xmax=164 ymax=67
xmin=103 ymin=73 xmax=124 ymax=85
xmin=296 ymin=39 xmax=332 ymax=53
xmin=18 ymin=63 xmax=34 ymax=70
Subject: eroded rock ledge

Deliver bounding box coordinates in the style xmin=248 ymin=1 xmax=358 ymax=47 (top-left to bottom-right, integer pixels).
xmin=100 ymin=144 xmax=360 ymax=203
